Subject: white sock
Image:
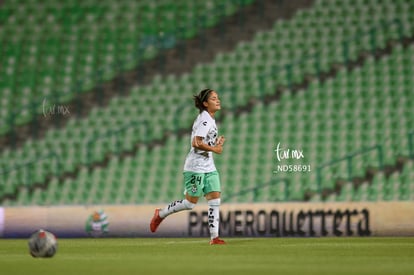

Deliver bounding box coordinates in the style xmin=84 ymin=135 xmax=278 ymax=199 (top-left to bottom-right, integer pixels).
xmin=208 ymin=198 xmax=220 ymax=239
xmin=159 ymin=199 xmax=195 ymax=218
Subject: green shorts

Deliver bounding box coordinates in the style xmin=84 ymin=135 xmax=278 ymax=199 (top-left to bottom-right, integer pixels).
xmin=183 ymin=171 xmax=221 ymax=197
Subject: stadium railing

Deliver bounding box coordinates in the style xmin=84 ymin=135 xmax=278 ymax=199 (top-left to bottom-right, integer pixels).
xmin=0 ymin=120 xmax=150 ymax=201
xmin=409 ymin=130 xmax=414 ymax=160
xmin=0 ymin=153 xmax=61 ymax=198
xmin=223 ymin=177 xmax=290 ymax=202
xmin=315 ymin=145 xmax=383 ymax=194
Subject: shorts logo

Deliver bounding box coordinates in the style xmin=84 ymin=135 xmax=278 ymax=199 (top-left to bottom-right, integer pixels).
xmin=191 ymin=184 xmax=197 ymax=193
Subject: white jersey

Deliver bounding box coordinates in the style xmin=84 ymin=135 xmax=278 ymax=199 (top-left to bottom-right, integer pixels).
xmin=183 ymin=110 xmax=218 ymax=173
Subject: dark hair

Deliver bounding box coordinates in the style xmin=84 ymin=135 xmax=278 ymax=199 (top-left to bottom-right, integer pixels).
xmin=193 ymin=88 xmax=213 ymax=113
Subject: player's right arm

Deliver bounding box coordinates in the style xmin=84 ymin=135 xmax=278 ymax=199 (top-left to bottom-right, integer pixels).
xmin=192 ymin=136 xmax=225 ymax=154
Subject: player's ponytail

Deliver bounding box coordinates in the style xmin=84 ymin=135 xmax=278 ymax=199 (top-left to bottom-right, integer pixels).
xmin=194 ymin=89 xmax=212 ymax=113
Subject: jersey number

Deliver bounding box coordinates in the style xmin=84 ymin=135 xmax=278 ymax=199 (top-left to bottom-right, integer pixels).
xmin=190 ymin=175 xmax=202 ymax=185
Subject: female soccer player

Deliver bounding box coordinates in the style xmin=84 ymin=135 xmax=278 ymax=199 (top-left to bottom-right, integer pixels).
xmin=150 ymin=89 xmax=226 ymax=245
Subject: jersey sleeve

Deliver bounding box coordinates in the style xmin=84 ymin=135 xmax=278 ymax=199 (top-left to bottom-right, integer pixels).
xmin=194 ymin=119 xmax=210 ymax=138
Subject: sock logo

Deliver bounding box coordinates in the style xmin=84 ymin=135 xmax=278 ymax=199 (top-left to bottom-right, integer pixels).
xmin=167 ymin=200 xmax=183 ymax=210
xmin=208 ymin=208 xmax=215 ymax=228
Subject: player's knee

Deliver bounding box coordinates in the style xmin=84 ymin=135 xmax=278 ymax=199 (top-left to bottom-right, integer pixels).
xmin=184 ymin=199 xmax=196 ymax=210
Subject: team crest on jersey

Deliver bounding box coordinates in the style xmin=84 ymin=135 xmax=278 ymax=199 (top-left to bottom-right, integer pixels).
xmin=206 ymin=126 xmax=218 ymax=146
xmin=85 ymin=210 xmax=109 ymax=237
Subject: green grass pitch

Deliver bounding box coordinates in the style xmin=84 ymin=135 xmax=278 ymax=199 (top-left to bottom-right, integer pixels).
xmin=1 ymin=237 xmax=413 ymax=275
